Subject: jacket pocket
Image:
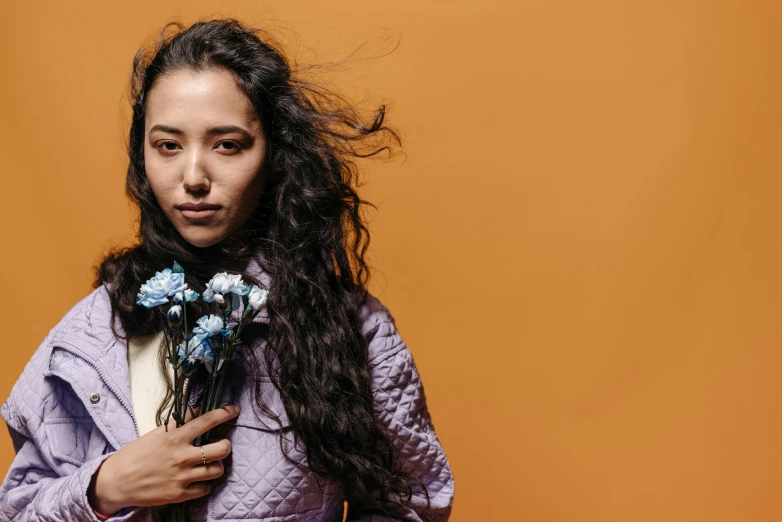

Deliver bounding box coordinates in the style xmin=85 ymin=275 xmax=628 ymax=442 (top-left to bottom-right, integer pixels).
xmin=43 ymin=416 xmax=100 ymax=471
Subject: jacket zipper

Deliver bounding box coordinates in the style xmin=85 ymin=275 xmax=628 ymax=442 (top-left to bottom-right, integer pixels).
xmin=51 ymin=343 xmax=140 ymax=439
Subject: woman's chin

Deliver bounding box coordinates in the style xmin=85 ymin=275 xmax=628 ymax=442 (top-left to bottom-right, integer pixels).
xmin=179 ymin=229 xmax=226 ymax=249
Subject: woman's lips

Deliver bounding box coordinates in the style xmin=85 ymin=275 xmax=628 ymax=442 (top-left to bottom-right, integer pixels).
xmin=178 ymin=208 xmax=219 ymax=220
xmin=176 ymin=202 xmax=221 ymax=221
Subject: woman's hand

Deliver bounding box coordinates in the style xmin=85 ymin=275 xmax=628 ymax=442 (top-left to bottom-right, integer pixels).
xmin=87 ymin=404 xmax=240 ymax=515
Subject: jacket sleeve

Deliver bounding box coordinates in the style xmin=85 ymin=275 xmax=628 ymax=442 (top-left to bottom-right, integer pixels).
xmin=0 ymin=335 xmax=139 ymax=521
xmin=354 ymin=297 xmax=455 ymax=522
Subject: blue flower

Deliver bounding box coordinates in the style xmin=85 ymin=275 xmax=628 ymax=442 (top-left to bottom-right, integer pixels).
xmin=174 ymin=289 xmax=199 ymax=304
xmin=177 ymin=334 xmax=215 ymax=373
xmin=193 ymin=314 xmax=225 ymax=337
xmin=136 ymin=268 xmax=188 ymax=308
xmin=220 ymin=322 xmax=238 ymax=338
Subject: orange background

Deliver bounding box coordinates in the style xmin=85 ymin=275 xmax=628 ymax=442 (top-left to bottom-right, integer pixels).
xmin=2 ymin=1 xmax=782 ymax=521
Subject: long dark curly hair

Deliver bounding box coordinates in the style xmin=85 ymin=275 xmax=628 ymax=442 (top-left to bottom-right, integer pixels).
xmin=94 ymin=18 xmax=426 ymax=518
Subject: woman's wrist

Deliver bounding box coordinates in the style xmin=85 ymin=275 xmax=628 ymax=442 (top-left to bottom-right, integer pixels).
xmin=91 ymin=505 xmax=112 ymax=521
xmin=87 ymin=456 xmax=126 ymax=517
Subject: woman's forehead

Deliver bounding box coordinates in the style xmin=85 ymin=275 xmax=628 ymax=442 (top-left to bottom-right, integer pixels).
xmin=145 ymin=68 xmax=260 ymax=133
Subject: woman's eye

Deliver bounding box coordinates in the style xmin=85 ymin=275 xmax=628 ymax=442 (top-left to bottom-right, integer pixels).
xmin=216 ymin=141 xmax=242 ymax=154
xmin=156 ymin=141 xmax=179 ymax=153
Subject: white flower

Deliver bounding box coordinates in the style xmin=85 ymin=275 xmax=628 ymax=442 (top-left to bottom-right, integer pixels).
xmin=203 ymin=272 xmax=248 ymax=308
xmin=248 ymin=286 xmax=269 ymax=311
xmin=136 ymin=268 xmax=188 ymax=308
xmin=193 ymin=314 xmax=225 ymax=337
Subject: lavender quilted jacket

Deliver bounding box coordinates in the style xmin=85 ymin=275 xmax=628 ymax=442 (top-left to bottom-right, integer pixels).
xmin=0 ymin=259 xmax=454 ymax=521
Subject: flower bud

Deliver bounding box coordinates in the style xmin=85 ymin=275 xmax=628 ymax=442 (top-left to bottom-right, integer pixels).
xmin=181 ymin=358 xmax=198 ymax=376
xmin=167 ymin=304 xmax=183 ymax=327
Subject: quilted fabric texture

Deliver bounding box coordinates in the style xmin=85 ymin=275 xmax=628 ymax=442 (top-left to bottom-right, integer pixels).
xmin=0 ymin=257 xmax=454 ymax=521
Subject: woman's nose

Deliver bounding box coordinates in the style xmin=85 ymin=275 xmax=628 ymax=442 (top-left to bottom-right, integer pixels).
xmin=182 ymin=149 xmax=211 ymax=192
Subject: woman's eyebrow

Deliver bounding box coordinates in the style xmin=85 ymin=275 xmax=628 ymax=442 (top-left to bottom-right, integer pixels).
xmin=149 ymin=124 xmax=254 ymax=140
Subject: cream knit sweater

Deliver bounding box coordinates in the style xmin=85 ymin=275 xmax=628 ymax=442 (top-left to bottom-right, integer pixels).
xmin=126 ymin=330 xmax=174 ymax=436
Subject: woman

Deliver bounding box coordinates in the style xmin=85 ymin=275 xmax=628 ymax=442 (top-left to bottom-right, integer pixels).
xmin=0 ymin=18 xmax=454 ymax=522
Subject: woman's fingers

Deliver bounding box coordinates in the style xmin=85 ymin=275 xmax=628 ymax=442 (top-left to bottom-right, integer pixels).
xmin=198 ymin=438 xmax=232 ymax=464
xmin=163 ymin=415 xmax=178 ymax=432
xmin=176 ymin=405 xmax=240 ymax=442
xmin=182 ymin=438 xmax=232 ymax=470
xmin=181 ymin=481 xmax=212 ymax=502
xmin=183 ymin=405 xmax=201 ymax=423
xmin=155 ymin=406 xmax=202 ymax=434
xmin=184 ymin=460 xmax=225 ymax=483
xmin=100 ymin=405 xmax=236 ymax=509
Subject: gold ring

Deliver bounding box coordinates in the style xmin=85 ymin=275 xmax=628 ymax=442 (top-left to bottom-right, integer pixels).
xmin=199 ymin=446 xmax=207 ymax=465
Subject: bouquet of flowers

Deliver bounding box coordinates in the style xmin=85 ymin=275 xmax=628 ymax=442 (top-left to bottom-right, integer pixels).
xmin=135 ymin=261 xmax=268 ymax=521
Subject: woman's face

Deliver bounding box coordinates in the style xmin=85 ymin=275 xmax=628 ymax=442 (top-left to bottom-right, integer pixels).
xmin=144 ymin=67 xmax=267 ymax=248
